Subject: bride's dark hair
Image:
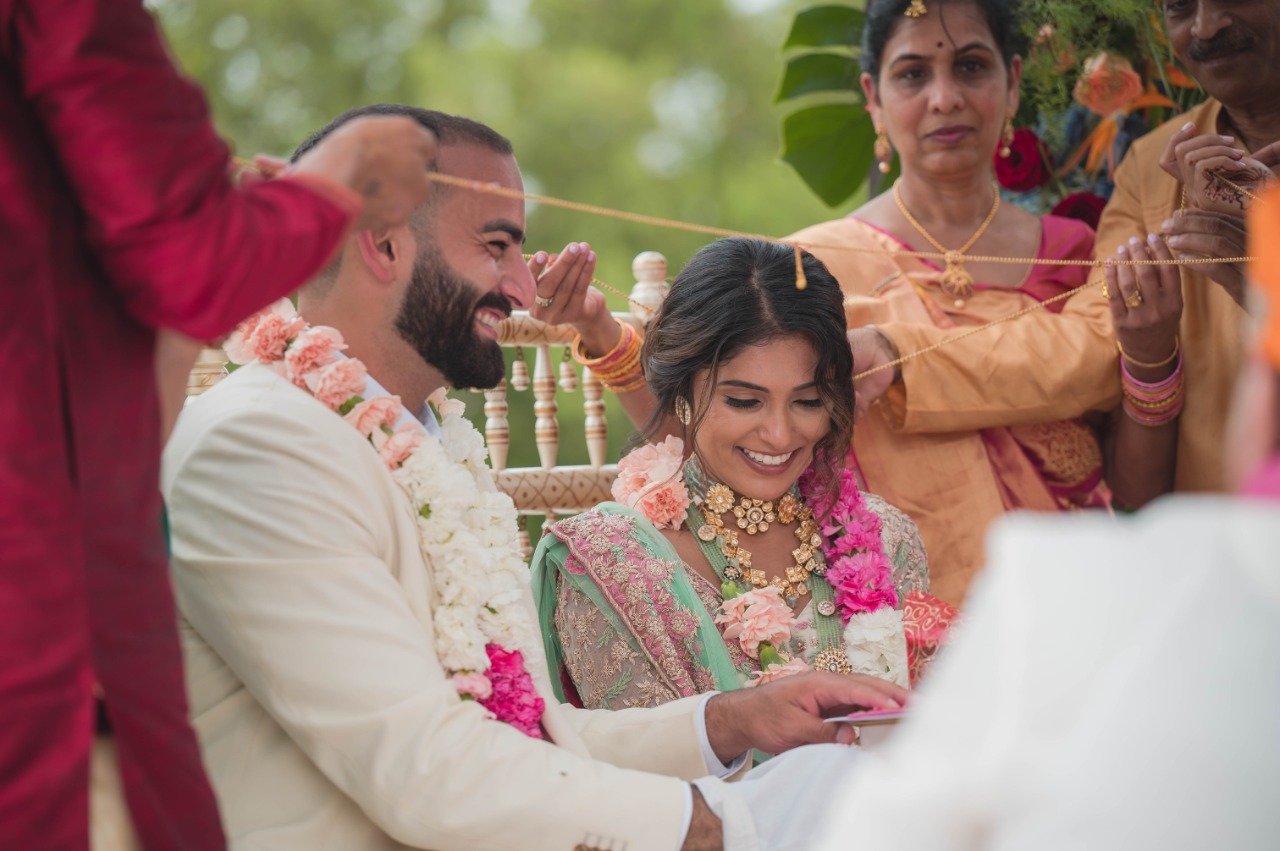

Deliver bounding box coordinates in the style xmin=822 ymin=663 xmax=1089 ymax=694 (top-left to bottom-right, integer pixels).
xmin=639 ymin=237 xmax=855 ymax=498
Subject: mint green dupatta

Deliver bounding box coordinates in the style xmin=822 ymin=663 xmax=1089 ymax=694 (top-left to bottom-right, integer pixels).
xmin=531 ymin=502 xmax=744 ymax=704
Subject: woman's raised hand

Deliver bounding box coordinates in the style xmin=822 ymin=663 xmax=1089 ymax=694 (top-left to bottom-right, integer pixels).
xmin=1105 ymin=235 xmax=1183 ymax=372
xmin=848 ymin=327 xmax=900 ymax=421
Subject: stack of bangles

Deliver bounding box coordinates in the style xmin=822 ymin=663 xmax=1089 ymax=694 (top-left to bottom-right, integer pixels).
xmin=1118 ymin=337 xmax=1184 ymax=427
xmin=572 ymin=321 xmax=646 ymax=393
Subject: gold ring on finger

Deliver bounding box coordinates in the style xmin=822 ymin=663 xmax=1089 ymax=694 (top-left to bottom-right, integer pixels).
xmin=1124 ymin=290 xmax=1143 ymax=309
xmin=534 ymin=294 xmax=555 ymax=308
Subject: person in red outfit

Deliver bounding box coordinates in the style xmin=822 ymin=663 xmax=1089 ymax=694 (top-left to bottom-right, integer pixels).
xmin=0 ymin=1 xmax=436 ymax=848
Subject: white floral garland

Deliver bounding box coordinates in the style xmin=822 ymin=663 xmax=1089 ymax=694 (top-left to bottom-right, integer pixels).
xmin=397 ymin=406 xmax=540 ymax=676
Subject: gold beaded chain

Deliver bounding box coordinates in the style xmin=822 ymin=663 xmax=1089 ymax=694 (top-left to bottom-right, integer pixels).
xmin=696 ymin=483 xmax=823 ymax=602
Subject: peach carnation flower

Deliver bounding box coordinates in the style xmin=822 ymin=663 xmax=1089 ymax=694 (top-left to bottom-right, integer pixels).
xmin=611 ymin=435 xmax=691 ymax=529
xmin=373 ymin=422 xmax=423 ymax=468
xmin=225 ymin=299 xmax=304 ymax=364
xmin=451 ymin=671 xmax=494 ymax=701
xmin=1073 ymin=52 xmax=1143 ymax=117
xmin=747 ymin=656 xmax=809 ymax=687
xmin=716 ymin=586 xmax=796 ymax=659
xmin=284 ymin=326 xmax=346 ymax=387
xmin=304 ymin=358 xmax=367 ymax=410
xmin=427 ymin=387 xmax=466 ymax=419
xmin=344 ymin=396 xmax=403 ymax=437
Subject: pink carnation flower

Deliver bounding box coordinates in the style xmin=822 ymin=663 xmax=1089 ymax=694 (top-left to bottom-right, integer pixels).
xmin=452 ymin=672 xmax=494 ymax=701
xmin=344 ymin=396 xmax=404 ymax=438
xmin=827 ymin=551 xmax=898 ymax=623
xmin=715 ymin=586 xmax=796 ymax=659
xmin=477 ymin=645 xmax=545 ymax=739
xmin=284 ymin=326 xmax=346 ymax=387
xmin=427 ymin=387 xmax=466 ymax=419
xmin=225 ymin=300 xmax=304 ymax=364
xmin=612 ymin=436 xmax=691 ymax=529
xmin=747 ymin=656 xmax=809 ymax=687
xmin=304 ymin=358 xmax=367 ymax=410
xmin=372 ymin=422 xmax=423 ymax=469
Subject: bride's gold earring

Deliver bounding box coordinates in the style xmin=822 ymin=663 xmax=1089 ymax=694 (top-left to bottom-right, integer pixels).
xmin=675 ymin=397 xmax=692 ymax=426
xmin=999 ymin=113 xmax=1014 ymax=158
xmin=875 ymin=126 xmax=893 ymax=175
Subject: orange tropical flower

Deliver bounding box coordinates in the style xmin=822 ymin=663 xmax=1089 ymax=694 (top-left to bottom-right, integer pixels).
xmin=1164 ymin=62 xmax=1198 ymax=89
xmin=1073 ymin=52 xmax=1145 ymax=117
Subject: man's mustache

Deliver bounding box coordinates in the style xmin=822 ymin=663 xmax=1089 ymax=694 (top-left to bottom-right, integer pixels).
xmin=474 ymin=292 xmax=513 ymax=319
xmin=1187 ymin=31 xmax=1254 ymax=63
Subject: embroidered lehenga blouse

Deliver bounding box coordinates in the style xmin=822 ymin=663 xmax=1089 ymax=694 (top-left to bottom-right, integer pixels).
xmin=531 ymin=495 xmax=928 ymax=710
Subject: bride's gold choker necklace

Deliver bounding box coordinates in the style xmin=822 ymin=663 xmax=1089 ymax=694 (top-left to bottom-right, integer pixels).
xmin=695 ymin=480 xmax=822 ymax=603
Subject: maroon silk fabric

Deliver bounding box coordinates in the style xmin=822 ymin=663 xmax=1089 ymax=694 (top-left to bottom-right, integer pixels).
xmin=0 ymin=2 xmax=356 ymax=846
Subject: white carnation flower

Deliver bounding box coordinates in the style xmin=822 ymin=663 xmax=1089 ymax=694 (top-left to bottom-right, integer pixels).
xmin=842 ymin=607 xmax=909 ymax=688
xmin=434 ymin=605 xmax=489 ymax=673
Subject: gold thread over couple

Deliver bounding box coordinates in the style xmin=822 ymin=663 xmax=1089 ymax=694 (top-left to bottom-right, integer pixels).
xmin=228 ymin=157 xmax=1253 ymax=381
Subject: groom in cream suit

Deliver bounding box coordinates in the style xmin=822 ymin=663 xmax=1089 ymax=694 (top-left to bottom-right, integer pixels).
xmin=162 ymin=105 xmax=905 ymax=851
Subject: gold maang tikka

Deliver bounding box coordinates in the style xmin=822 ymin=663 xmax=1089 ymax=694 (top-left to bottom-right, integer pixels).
xmin=905 ymin=0 xmax=928 ymax=17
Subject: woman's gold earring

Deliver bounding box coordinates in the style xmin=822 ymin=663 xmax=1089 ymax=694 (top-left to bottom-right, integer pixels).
xmin=875 ymin=127 xmax=893 ymax=175
xmin=999 ymin=114 xmax=1014 ymax=158
xmin=674 ymin=397 xmax=691 ymax=426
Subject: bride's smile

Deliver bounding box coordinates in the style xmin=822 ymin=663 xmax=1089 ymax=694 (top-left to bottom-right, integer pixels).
xmin=690 ymin=335 xmax=832 ymax=502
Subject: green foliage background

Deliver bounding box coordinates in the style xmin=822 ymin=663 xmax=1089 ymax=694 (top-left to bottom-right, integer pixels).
xmin=148 ymin=0 xmax=861 ymax=471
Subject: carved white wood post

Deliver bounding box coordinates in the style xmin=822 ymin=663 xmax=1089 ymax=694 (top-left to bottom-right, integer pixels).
xmin=582 ymin=367 xmax=606 ymax=468
xmin=532 ymin=344 xmax=559 ymax=469
xmin=630 ymin=251 xmax=669 ymax=326
xmin=483 ymin=379 xmax=510 ymax=472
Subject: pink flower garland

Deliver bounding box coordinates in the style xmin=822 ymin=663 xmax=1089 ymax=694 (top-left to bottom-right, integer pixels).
xmin=801 ymin=468 xmax=898 ymax=625
xmin=477 ymin=645 xmax=545 ymax=738
xmin=611 ymin=435 xmax=692 ymax=529
xmin=225 ymin=300 xmax=421 ymax=471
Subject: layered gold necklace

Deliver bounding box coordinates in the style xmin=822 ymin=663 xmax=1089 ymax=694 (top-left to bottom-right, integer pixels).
xmin=893 ymin=178 xmax=1001 ymax=298
xmin=696 ymin=481 xmax=823 ymax=602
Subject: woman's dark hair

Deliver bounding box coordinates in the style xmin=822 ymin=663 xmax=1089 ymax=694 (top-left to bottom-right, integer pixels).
xmin=640 ymin=237 xmax=854 ymax=498
xmin=860 ymin=0 xmax=1026 ymax=81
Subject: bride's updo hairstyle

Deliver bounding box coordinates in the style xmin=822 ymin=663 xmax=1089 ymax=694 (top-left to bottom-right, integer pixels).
xmin=860 ymin=0 xmax=1025 ymax=81
xmin=639 ymin=237 xmax=854 ymax=495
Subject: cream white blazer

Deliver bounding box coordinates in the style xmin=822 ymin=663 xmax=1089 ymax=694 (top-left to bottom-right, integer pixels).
xmin=163 ymin=364 xmax=713 ymax=851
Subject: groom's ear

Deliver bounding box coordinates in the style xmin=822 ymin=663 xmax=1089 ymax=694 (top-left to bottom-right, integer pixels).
xmin=355 ymin=226 xmax=410 ymax=284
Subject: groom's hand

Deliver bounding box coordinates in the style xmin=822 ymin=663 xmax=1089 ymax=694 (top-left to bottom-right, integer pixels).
xmin=680 ymin=786 xmax=723 ymax=851
xmin=704 ymin=672 xmax=908 ymax=762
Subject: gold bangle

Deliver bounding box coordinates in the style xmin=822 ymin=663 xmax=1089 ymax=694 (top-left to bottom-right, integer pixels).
xmin=573 ymin=323 xmax=645 ymax=391
xmin=1117 ymin=336 xmax=1180 ymax=370
xmin=572 ymin=322 xmax=639 ymax=366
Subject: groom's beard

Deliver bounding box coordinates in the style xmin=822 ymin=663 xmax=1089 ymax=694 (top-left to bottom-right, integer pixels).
xmin=394 ymin=250 xmax=511 ymax=390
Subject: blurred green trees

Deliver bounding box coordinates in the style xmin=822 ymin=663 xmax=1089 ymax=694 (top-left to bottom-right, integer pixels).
xmin=150 ymin=0 xmax=860 ymax=467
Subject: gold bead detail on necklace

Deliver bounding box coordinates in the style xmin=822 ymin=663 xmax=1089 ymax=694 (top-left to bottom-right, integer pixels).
xmin=698 ymin=481 xmax=821 ymax=601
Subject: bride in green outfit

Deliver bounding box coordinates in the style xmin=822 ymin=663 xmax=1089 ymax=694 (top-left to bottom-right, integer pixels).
xmin=531 ymin=238 xmax=937 ymax=712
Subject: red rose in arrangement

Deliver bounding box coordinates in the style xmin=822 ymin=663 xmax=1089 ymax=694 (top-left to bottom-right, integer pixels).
xmin=1051 ymin=191 xmax=1108 ymax=230
xmin=995 ymin=128 xmax=1053 ymax=192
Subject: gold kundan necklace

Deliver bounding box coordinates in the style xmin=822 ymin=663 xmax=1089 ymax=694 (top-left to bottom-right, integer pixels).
xmin=696 ymin=481 xmax=822 ymax=602
xmin=893 ymin=178 xmax=1000 ymax=298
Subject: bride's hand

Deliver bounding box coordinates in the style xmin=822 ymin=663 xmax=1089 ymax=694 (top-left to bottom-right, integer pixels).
xmin=849 ymin=327 xmax=899 ymax=420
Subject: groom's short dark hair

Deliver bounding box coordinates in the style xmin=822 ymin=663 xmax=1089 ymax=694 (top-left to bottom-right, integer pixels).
xmin=291 ymin=104 xmax=512 ymax=165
